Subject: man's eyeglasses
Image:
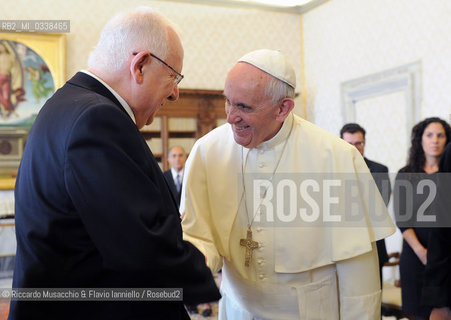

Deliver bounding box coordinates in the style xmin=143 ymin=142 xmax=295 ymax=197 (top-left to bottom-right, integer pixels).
xmin=349 ymin=141 xmax=365 ymax=147
xmin=133 ymin=51 xmax=184 ymax=85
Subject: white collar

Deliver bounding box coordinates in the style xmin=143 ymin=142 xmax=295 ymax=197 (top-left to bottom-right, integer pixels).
xmin=171 ymin=168 xmax=184 ymax=180
xmin=254 ymin=112 xmax=294 ymax=151
xmin=81 ymin=70 xmax=136 ymax=124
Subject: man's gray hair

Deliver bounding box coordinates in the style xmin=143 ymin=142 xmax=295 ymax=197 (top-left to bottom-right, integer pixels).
xmin=265 ymin=76 xmax=295 ymax=105
xmin=88 ymin=6 xmax=178 ymax=72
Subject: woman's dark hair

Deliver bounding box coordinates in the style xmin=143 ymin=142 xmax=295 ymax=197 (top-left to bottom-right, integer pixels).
xmin=403 ymin=117 xmax=451 ymax=172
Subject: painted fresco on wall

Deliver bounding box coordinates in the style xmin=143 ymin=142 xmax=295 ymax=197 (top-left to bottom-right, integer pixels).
xmin=0 ymin=39 xmax=54 ymax=128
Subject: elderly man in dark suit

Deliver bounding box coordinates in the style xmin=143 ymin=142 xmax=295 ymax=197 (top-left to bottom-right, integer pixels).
xmin=10 ymin=7 xmax=220 ymax=320
xmin=163 ymin=146 xmax=186 ymax=209
xmin=340 ymin=123 xmax=392 ymax=286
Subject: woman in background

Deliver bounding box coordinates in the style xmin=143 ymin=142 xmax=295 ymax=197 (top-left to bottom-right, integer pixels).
xmin=394 ymin=117 xmax=451 ymax=320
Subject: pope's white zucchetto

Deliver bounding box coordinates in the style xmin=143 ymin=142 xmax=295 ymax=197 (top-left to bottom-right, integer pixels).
xmin=237 ymin=49 xmax=296 ymax=89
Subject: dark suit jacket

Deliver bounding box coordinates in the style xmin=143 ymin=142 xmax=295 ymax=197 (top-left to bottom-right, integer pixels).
xmin=10 ymin=72 xmax=220 ymax=320
xmin=163 ymin=170 xmax=182 ymax=208
xmin=365 ymin=157 xmax=391 ymax=270
xmin=422 ymin=143 xmax=451 ymax=309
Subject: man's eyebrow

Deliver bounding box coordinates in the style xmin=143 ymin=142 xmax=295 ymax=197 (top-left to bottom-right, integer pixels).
xmin=237 ymin=103 xmax=252 ymax=109
xmin=223 ymin=95 xmax=252 ymax=109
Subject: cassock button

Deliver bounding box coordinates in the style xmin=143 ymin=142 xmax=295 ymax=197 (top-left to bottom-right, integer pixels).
xmin=259 ymin=274 xmax=264 ymax=280
xmin=258 ymin=163 xmax=265 ymax=168
xmin=256 ymin=227 xmax=262 ymax=232
xmin=257 ymin=259 xmax=263 ymax=265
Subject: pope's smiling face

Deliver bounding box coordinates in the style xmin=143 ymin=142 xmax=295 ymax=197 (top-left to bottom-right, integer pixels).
xmin=224 ymin=63 xmax=284 ymax=149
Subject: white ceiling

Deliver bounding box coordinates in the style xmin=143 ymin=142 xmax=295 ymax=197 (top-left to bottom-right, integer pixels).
xmin=170 ymin=0 xmax=329 ymax=14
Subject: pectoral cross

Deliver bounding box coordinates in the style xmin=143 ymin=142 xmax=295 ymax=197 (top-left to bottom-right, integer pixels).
xmin=240 ymin=228 xmax=259 ymax=267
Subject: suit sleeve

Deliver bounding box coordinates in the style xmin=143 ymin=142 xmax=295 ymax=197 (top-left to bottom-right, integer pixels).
xmin=64 ymin=104 xmax=220 ymax=304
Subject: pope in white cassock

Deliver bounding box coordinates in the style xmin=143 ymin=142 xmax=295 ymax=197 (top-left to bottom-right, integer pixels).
xmin=181 ymin=49 xmax=395 ymax=319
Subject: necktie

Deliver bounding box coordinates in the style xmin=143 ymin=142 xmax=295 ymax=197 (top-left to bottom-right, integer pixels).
xmin=175 ymin=174 xmax=181 ymax=192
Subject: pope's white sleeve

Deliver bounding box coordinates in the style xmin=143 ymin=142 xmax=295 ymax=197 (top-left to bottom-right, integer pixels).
xmin=181 ymin=142 xmax=222 ymax=273
xmin=336 ymin=242 xmax=381 ymax=320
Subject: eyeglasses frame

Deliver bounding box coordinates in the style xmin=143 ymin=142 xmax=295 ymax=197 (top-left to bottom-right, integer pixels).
xmin=132 ymin=51 xmax=184 ymax=85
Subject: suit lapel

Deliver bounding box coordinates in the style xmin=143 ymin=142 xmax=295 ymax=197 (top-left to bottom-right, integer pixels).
xmin=165 ymin=171 xmax=178 ymax=196
xmin=364 ymin=157 xmax=373 ymax=173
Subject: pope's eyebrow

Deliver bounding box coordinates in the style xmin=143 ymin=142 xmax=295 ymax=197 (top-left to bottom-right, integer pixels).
xmin=224 ymin=95 xmax=252 ymax=110
xmin=237 ymin=103 xmax=252 ymax=109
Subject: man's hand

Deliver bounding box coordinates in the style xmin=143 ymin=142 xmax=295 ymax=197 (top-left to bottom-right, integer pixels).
xmin=430 ymin=307 xmax=451 ymax=320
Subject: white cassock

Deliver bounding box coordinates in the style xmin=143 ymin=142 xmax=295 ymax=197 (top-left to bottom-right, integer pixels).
xmin=181 ymin=113 xmax=395 ymax=320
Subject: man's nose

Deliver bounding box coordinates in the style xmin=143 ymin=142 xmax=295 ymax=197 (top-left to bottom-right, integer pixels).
xmin=226 ymin=105 xmax=239 ymax=124
xmin=167 ymin=84 xmax=179 ymax=101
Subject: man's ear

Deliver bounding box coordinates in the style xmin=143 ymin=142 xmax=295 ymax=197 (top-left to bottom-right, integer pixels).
xmin=130 ymin=51 xmax=149 ymax=84
xmin=275 ymin=98 xmax=295 ymax=122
